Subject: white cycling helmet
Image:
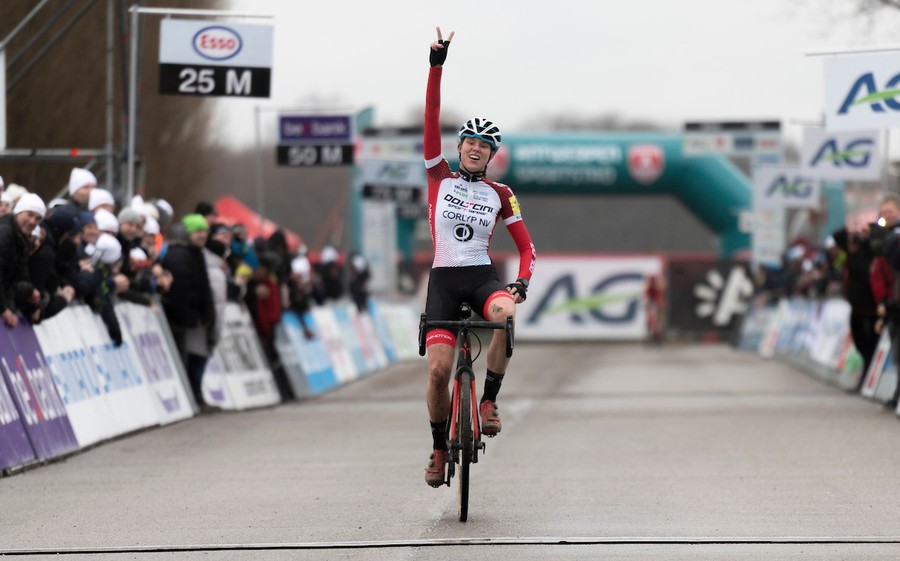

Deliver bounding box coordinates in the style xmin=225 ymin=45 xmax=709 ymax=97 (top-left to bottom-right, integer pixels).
xmin=459 ymin=118 xmax=502 ymax=151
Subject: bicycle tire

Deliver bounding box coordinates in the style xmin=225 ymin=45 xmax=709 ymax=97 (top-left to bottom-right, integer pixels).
xmin=458 ymin=370 xmax=473 ymax=522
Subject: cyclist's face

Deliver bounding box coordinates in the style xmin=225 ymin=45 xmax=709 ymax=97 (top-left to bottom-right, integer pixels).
xmin=459 ymin=137 xmax=493 ymax=173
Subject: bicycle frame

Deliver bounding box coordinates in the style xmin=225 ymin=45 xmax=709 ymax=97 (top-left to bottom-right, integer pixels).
xmin=418 ymin=304 xmax=513 ymax=521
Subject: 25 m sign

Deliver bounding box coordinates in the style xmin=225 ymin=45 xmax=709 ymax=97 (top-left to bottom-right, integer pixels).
xmin=159 ymin=64 xmax=270 ymax=97
xmin=159 ymin=20 xmax=273 ymax=98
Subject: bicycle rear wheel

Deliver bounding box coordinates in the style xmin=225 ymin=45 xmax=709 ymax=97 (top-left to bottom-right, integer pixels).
xmin=457 ymin=370 xmax=473 ymax=522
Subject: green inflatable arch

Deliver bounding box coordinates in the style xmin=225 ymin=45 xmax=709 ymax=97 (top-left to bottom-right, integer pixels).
xmin=493 ymin=133 xmax=751 ymax=257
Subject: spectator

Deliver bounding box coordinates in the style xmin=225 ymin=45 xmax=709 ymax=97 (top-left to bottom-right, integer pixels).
xmin=81 ymin=233 xmax=128 ymax=345
xmin=315 ymin=245 xmax=344 ymax=303
xmin=0 ymin=193 xmax=45 ymax=327
xmin=66 ymin=167 xmax=96 ymax=210
xmin=88 ymin=188 xmax=116 ymax=214
xmin=161 ymin=216 xmax=216 ymax=408
xmin=289 ymin=252 xmax=315 ymax=339
xmin=94 ymin=208 xmax=119 ymax=236
xmin=246 ymin=253 xmax=290 ymax=400
xmin=0 ymin=192 xmax=12 ymax=216
xmin=194 ymin=201 xmax=218 ymax=226
xmin=348 ymin=252 xmax=371 ymax=313
xmin=29 ymin=209 xmax=77 ymax=320
xmin=871 ymin=194 xmax=900 ymax=409
xmin=4 ymin=184 xmax=27 ymax=207
xmin=202 ymin=225 xmax=229 ymax=359
xmin=833 ymin=225 xmax=879 ymax=390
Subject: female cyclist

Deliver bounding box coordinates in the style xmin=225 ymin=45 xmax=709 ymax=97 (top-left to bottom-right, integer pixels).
xmin=422 ymin=28 xmax=537 ymax=488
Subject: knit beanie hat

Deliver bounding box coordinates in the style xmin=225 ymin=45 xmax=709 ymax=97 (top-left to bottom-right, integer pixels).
xmin=143 ymin=216 xmax=160 ymax=235
xmin=94 ymin=208 xmax=120 ymax=234
xmin=118 ymin=208 xmax=143 ymax=225
xmin=93 ymin=233 xmax=122 ymax=264
xmin=14 ymin=193 xmax=47 ymax=218
xmin=5 ymin=184 xmax=27 ymax=205
xmin=182 ymin=213 xmax=209 ymax=233
xmin=89 ymin=188 xmax=115 ymax=211
xmin=68 ymin=167 xmax=97 ymax=196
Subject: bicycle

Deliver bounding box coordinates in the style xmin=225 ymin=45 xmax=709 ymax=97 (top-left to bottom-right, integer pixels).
xmin=418 ymin=303 xmax=514 ymax=522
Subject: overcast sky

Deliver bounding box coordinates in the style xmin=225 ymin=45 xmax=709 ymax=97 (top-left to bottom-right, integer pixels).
xmin=221 ymin=0 xmax=900 ymax=145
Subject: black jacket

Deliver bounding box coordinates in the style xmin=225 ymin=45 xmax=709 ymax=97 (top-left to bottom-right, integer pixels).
xmin=0 ymin=214 xmax=34 ymax=315
xmin=161 ymin=241 xmax=215 ymax=331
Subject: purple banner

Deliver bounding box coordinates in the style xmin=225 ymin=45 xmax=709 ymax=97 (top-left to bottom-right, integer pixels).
xmin=0 ymin=328 xmax=36 ymax=470
xmin=0 ymin=322 xmax=79 ymax=460
xmin=279 ymin=115 xmax=352 ymax=143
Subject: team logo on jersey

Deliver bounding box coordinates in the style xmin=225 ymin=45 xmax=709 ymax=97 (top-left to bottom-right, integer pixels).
xmin=627 ymin=144 xmax=665 ymax=185
xmin=509 ymin=195 xmax=521 ymax=216
xmin=453 ymin=223 xmax=474 ymax=242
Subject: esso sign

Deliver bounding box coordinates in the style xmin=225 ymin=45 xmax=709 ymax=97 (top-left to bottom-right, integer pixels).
xmin=192 ymin=26 xmax=242 ymax=61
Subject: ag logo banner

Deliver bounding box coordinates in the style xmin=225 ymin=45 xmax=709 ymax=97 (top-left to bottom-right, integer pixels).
xmin=800 ymin=127 xmax=881 ymax=180
xmin=824 ymin=50 xmax=900 ymax=131
xmin=753 ymin=166 xmax=820 ymax=210
xmin=509 ymin=255 xmax=663 ymax=341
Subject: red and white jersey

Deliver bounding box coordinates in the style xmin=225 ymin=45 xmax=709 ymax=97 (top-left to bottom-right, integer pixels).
xmin=423 ymin=67 xmax=536 ymax=281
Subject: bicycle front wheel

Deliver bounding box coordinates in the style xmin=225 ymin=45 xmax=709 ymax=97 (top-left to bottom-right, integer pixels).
xmin=457 ymin=370 xmax=474 ymax=522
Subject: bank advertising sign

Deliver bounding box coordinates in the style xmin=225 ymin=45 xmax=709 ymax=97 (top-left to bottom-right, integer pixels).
xmin=511 ymin=255 xmax=663 ymax=341
xmin=753 ymin=165 xmax=820 ymax=210
xmin=824 ymin=50 xmax=900 ymax=131
xmin=800 ymin=127 xmax=881 ymax=180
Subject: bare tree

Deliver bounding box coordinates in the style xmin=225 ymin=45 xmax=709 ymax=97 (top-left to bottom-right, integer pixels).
xmin=0 ymin=0 xmax=221 ymax=210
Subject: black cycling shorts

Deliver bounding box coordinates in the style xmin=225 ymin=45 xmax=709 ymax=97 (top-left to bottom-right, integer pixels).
xmin=424 ymin=265 xmax=511 ymax=347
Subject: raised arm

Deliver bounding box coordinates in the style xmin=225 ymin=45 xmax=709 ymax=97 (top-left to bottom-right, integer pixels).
xmin=424 ymin=27 xmax=454 ymax=162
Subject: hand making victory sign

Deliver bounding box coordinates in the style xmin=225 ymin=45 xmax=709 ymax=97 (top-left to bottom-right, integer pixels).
xmin=429 ymin=27 xmax=454 ymax=67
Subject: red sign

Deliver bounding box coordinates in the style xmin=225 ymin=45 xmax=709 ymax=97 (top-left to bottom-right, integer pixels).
xmin=627 ymin=144 xmax=665 ymax=185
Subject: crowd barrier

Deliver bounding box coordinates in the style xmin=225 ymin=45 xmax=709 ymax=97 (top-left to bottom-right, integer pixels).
xmin=736 ymin=296 xmax=900 ymax=413
xmin=0 ymin=297 xmax=423 ymax=474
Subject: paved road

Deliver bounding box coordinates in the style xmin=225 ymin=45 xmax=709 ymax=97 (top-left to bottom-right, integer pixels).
xmin=3 ymin=343 xmax=900 ymax=560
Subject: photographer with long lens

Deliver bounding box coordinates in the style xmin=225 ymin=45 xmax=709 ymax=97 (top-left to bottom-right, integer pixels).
xmin=870 ymin=194 xmax=900 ymax=409
xmin=832 ymin=222 xmax=879 ymax=391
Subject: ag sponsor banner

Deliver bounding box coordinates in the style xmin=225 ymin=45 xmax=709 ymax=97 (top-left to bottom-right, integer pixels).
xmin=667 ymin=259 xmax=754 ymax=338
xmin=116 ymin=303 xmax=194 ymax=424
xmin=73 ymin=306 xmax=161 ymax=434
xmin=824 ymin=50 xmax=900 ymax=131
xmin=754 ymin=166 xmax=820 ymax=209
xmin=807 ymin=299 xmax=852 ymax=369
xmin=311 ymin=307 xmax=358 ymax=382
xmin=514 ymin=255 xmax=663 ymax=340
xmin=276 ymin=311 xmax=338 ymax=395
xmin=375 ymin=301 xmax=422 ymax=360
xmin=331 ymin=303 xmax=388 ymax=376
xmin=203 ymin=303 xmax=280 ymax=410
xmin=0 ymin=321 xmax=79 ymax=461
xmin=800 ymin=127 xmax=881 ymax=180
xmin=33 ymin=307 xmax=117 ymax=447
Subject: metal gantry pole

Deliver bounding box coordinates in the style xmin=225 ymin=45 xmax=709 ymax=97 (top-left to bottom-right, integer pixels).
xmin=125 ymin=5 xmax=273 ymax=203
xmin=254 ymin=104 xmax=265 ymax=231
xmin=126 ymin=3 xmax=138 ymax=202
xmin=105 ymin=0 xmax=115 ymax=188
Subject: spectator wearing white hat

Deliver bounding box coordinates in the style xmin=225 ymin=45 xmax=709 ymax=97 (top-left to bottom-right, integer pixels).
xmin=4 ymin=184 xmax=27 ymax=207
xmin=80 ymin=233 xmax=128 ymax=345
xmin=67 ymin=167 xmax=96 ymax=209
xmin=0 ymin=193 xmax=47 ymax=327
xmin=94 ymin=208 xmax=119 ymax=235
xmin=0 ymin=192 xmax=12 ymax=216
xmin=88 ymin=188 xmax=116 ymax=214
